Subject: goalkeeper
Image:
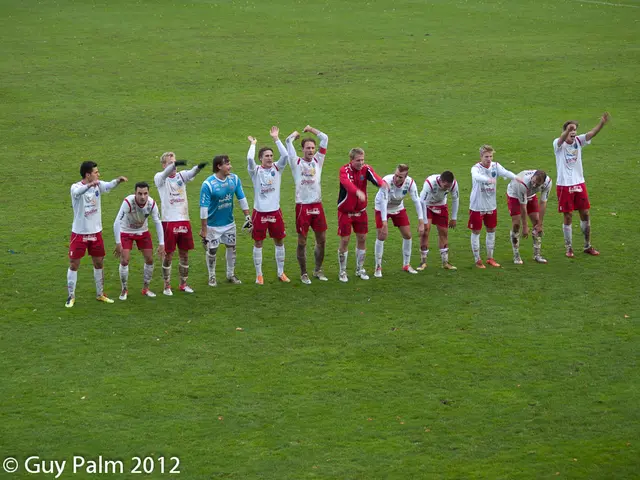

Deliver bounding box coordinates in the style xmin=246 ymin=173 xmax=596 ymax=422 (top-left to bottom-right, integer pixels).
xmin=199 ymin=155 xmax=251 ymax=287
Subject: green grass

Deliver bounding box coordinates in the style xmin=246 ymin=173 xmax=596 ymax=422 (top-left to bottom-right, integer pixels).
xmin=1 ymin=0 xmax=639 ymax=478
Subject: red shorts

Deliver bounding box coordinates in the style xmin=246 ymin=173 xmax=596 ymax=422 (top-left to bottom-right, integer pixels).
xmin=426 ymin=205 xmax=449 ymax=229
xmin=557 ymin=183 xmax=590 ymax=213
xmin=120 ymin=231 xmax=153 ymax=250
xmin=295 ymin=202 xmax=328 ymax=236
xmin=507 ymin=195 xmax=539 ymax=217
xmin=252 ymin=209 xmax=287 ymax=241
xmin=467 ymin=209 xmax=497 ymax=230
xmin=375 ymin=209 xmax=410 ymax=229
xmin=338 ymin=210 xmax=368 ymax=236
xmin=69 ymin=232 xmax=105 ymax=259
xmin=163 ymin=221 xmax=194 ymax=253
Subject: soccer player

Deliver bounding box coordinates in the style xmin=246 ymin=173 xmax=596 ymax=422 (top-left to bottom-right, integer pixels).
xmin=506 ymin=170 xmax=552 ymax=265
xmin=554 ymin=112 xmax=610 ymax=257
xmin=417 ymin=171 xmax=459 ymax=271
xmin=247 ymin=126 xmax=290 ymax=285
xmin=199 ymin=155 xmax=250 ymax=286
xmin=373 ymin=164 xmax=425 ymax=277
xmin=66 ymin=161 xmax=127 ymax=308
xmin=113 ymin=182 xmax=165 ymax=300
xmin=469 ymin=145 xmax=517 ymax=268
xmin=285 ymin=125 xmax=329 ymax=284
xmin=154 ymin=153 xmax=207 ymax=296
xmin=337 ymin=148 xmax=387 ymax=282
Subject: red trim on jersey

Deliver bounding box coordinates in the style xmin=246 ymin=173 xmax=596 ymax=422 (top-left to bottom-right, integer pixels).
xmin=297 ymin=158 xmax=301 ymax=165
xmin=436 ymin=176 xmax=442 ymax=188
xmin=409 ymin=178 xmax=414 ymax=189
xmin=178 ymin=172 xmax=185 ymax=182
xmin=452 ymin=180 xmax=457 ymax=191
xmin=318 ymin=147 xmax=327 ymax=155
xmin=576 ymin=137 xmax=582 ymax=146
xmin=124 ymin=198 xmax=132 ymax=212
xmin=426 ymin=178 xmax=433 ymax=190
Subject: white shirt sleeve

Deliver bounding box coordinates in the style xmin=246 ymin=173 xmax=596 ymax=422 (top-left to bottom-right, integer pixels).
xmin=247 ymin=144 xmax=257 ymax=176
xmin=180 ymin=166 xmax=200 ymax=183
xmin=152 ymin=203 xmax=164 ymax=245
xmin=540 ymin=177 xmax=552 ymax=202
xmin=113 ymin=200 xmax=128 ymax=244
xmin=70 ymin=182 xmax=91 ymax=198
xmin=471 ymin=165 xmax=491 ymax=183
xmin=316 ymin=131 xmax=328 ymax=166
xmin=99 ymin=179 xmax=119 ymax=193
xmin=238 ymin=197 xmax=249 ymax=211
xmin=285 ymin=135 xmax=298 ymax=164
xmin=155 ymin=163 xmax=176 ymax=187
xmin=274 ymin=139 xmax=289 ymax=170
xmin=496 ymin=163 xmax=517 ymax=181
xmin=376 ymin=188 xmax=389 ymax=221
xmin=409 ymin=180 xmax=423 ymax=221
xmin=450 ymin=182 xmax=460 ymax=220
xmin=419 ymin=181 xmax=430 ymax=221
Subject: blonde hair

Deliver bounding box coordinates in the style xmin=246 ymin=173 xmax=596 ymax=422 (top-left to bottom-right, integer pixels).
xmin=161 ymin=152 xmax=175 ymax=165
xmin=479 ymin=145 xmax=494 ymax=157
xmin=396 ymin=163 xmax=409 ymax=173
xmin=349 ymin=147 xmax=365 ymax=160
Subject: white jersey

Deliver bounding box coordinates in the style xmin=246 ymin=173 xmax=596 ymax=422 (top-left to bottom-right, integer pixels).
xmin=374 ymin=174 xmax=423 ymax=221
xmin=247 ymin=140 xmax=289 ymax=212
xmin=154 ymin=164 xmax=200 ymax=222
xmin=469 ymin=161 xmax=516 ymax=212
xmin=554 ymin=133 xmax=590 ymax=186
xmin=70 ymin=179 xmax=119 ymax=234
xmin=113 ymin=195 xmax=164 ymax=245
xmin=286 ymin=131 xmax=328 ymax=204
xmin=420 ymin=174 xmax=460 ymax=220
xmin=507 ymin=170 xmax=553 ymax=204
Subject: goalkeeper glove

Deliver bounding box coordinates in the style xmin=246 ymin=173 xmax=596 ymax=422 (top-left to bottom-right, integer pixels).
xmin=175 ymin=160 xmax=188 ymax=166
xmin=197 ymin=162 xmax=208 ymax=170
xmin=242 ymin=214 xmax=253 ymax=232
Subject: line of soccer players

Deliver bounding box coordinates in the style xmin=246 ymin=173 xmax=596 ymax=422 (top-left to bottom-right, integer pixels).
xmin=64 ymin=113 xmax=609 ymax=307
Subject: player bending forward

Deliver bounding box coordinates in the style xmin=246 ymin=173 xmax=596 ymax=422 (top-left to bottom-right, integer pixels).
xmin=66 ymin=161 xmax=127 ymax=308
xmin=199 ymin=155 xmax=250 ymax=286
xmin=506 ymin=170 xmax=552 ymax=265
xmin=373 ymin=164 xmax=424 ymax=277
xmin=418 ymin=171 xmax=459 ymax=270
xmin=113 ymin=182 xmax=165 ymax=299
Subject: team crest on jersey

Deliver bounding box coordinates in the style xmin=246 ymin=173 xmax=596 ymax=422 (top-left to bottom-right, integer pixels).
xmin=491 ymin=170 xmax=497 ymax=178
xmin=402 ymin=189 xmax=408 ymax=195
xmin=270 ymin=170 xmax=276 ymax=177
xmin=177 ymin=181 xmax=183 ymax=186
xmin=95 ymin=191 xmax=100 ymax=197
xmin=360 ymin=175 xmax=364 ymax=180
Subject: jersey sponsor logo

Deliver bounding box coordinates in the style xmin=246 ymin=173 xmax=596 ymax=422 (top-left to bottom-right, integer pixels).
xmin=261 ymin=215 xmax=277 ymax=223
xmin=82 ymin=235 xmax=97 ymax=242
xmin=306 ymin=208 xmax=320 ymax=215
xmin=429 ymin=207 xmax=442 ymax=215
xmin=260 ymin=187 xmax=276 ymax=196
xmin=84 ymin=207 xmax=98 ymax=218
xmin=173 ymin=226 xmax=189 ymax=234
xmin=348 ymin=211 xmax=362 ymax=218
xmin=568 ymin=185 xmax=583 ymax=194
xmin=300 ymin=179 xmax=316 ymax=186
xmin=169 ymin=197 xmax=186 ymax=205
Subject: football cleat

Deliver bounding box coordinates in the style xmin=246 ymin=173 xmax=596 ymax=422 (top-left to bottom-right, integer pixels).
xmin=403 ymin=265 xmax=418 ymax=274
xmin=374 ymin=266 xmax=383 ymax=278
xmin=534 ymin=255 xmax=548 ymax=264
xmin=475 ymin=259 xmax=486 ymax=269
xmin=119 ymin=289 xmax=128 ymax=301
xmin=486 ymin=258 xmax=501 ymax=268
xmin=255 ymin=275 xmax=264 ymax=285
xmin=141 ymin=288 xmax=156 ymax=297
xmin=513 ymin=254 xmax=524 ymax=265
xmin=584 ymin=246 xmax=600 ymax=256
xmin=313 ymin=270 xmax=328 ymax=281
xmin=163 ymin=286 xmax=173 ymax=296
xmin=227 ymin=275 xmax=242 ymax=285
xmin=65 ymin=296 xmax=75 ymax=308
xmin=355 ymin=268 xmax=370 ymax=280
xmin=278 ymin=273 xmax=291 ymax=283
xmin=565 ymin=247 xmax=574 ymax=258
xmin=338 ymin=271 xmax=349 ymax=283
xmin=208 ymin=276 xmax=217 ymax=287
xmin=300 ymin=273 xmax=312 ymax=285
xmin=443 ymin=262 xmax=457 ymax=270
xmin=96 ymin=294 xmax=114 ymax=304
xmin=179 ymin=284 xmax=194 ymax=293
xmin=416 ymin=262 xmax=427 ymax=271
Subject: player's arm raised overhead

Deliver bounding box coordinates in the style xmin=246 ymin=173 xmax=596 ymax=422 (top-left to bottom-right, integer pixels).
xmin=271 ymin=126 xmax=289 ymax=170
xmin=155 ymin=162 xmax=177 ymax=187
xmin=285 ymin=131 xmax=300 ymax=166
xmin=585 ymin=112 xmax=610 ymax=142
xmin=180 ymin=162 xmax=207 ymax=183
xmin=247 ymin=136 xmax=258 ymax=175
xmin=449 ymin=180 xmax=460 ymax=228
xmin=304 ymin=125 xmax=329 ymax=164
xmin=555 ymin=122 xmax=576 ymax=149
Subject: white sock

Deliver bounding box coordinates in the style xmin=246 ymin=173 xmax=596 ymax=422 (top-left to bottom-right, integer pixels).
xmin=253 ymin=247 xmax=263 ymax=276
xmin=356 ymin=248 xmax=366 ymax=271
xmin=420 ymin=249 xmax=429 ymax=263
xmin=510 ymin=230 xmax=520 ymax=255
xmin=533 ymin=233 xmax=542 ymax=257
xmin=338 ymin=250 xmax=348 ymax=272
xmin=580 ymin=220 xmax=590 ymax=248
xmin=402 ymin=238 xmax=412 ymax=266
xmin=67 ymin=269 xmax=77 ymax=297
xmin=471 ymin=233 xmax=481 ymax=261
xmin=119 ymin=264 xmax=129 ymax=290
xmin=93 ymin=268 xmax=104 ymax=297
xmin=374 ymin=239 xmax=384 ymax=267
xmin=143 ymin=263 xmax=154 ymax=288
xmin=563 ymin=224 xmax=572 ymax=248
xmin=226 ymin=246 xmax=236 ymax=277
xmin=178 ymin=263 xmax=189 ymax=286
xmin=440 ymin=247 xmax=449 ymax=265
xmin=486 ymin=232 xmax=496 ymax=259
xmin=275 ymin=245 xmax=285 ymax=276
xmin=162 ymin=259 xmax=171 ymax=287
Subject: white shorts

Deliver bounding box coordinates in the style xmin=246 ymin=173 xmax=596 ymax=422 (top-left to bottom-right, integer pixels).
xmin=206 ymin=223 xmax=236 ymax=248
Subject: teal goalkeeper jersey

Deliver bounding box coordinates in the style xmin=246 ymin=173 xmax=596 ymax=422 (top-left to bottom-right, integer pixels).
xmin=200 ymin=174 xmax=246 ymax=227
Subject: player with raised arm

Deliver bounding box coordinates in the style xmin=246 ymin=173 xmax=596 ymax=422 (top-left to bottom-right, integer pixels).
xmin=554 ymin=112 xmax=610 ymax=257
xmin=373 ymin=164 xmax=424 ymax=277
xmin=337 ymin=148 xmax=387 ymax=282
xmin=154 ymin=153 xmax=207 ymax=295
xmin=469 ymin=145 xmax=517 ymax=268
xmin=66 ymin=161 xmax=127 ymax=308
xmin=417 ymin=171 xmax=459 ymax=271
xmin=247 ymin=126 xmax=290 ymax=285
xmin=199 ymin=155 xmax=250 ymax=286
xmin=285 ymin=125 xmax=329 ymax=284
xmin=113 ymin=182 xmax=165 ymax=300
xmin=506 ymin=170 xmax=552 ymax=265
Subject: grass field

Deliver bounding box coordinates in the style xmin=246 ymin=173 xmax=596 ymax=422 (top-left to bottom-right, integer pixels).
xmin=1 ymin=0 xmax=639 ymax=478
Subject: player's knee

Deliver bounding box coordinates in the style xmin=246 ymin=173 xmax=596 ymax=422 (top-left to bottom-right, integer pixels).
xmin=208 ymin=247 xmax=218 ymax=256
xmin=513 ymin=224 xmax=520 ymax=233
xmin=120 ymin=260 xmax=129 ymax=267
